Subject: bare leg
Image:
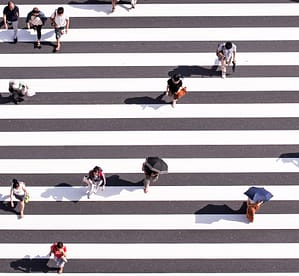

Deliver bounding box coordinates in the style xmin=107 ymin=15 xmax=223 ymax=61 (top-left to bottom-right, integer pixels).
xmin=144 ymin=175 xmax=150 ymax=193
xmin=19 ymin=201 xmax=25 ymax=218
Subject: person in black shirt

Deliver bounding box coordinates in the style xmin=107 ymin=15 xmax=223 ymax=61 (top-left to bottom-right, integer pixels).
xmin=2 ymin=1 xmax=19 ymax=43
xmin=142 ymin=162 xmax=159 ymax=193
xmin=166 ymin=74 xmax=183 ymax=108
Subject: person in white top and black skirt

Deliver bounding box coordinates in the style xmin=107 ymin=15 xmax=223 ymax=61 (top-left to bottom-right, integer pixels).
xmin=10 ymin=178 xmax=29 ymax=218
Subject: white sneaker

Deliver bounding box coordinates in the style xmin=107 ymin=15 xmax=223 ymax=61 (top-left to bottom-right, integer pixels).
xmin=222 ymin=71 xmax=226 ymax=79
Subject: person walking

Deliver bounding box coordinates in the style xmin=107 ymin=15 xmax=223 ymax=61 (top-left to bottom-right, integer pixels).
xmin=142 ymin=162 xmax=159 ymax=193
xmin=8 ymin=80 xmax=34 ymax=104
xmin=49 ymin=241 xmax=67 ymax=274
xmin=165 ymin=73 xmax=184 ymax=108
xmin=2 ymin=1 xmax=19 ymax=43
xmin=246 ymin=198 xmax=263 ymax=223
xmin=83 ymin=166 xmax=106 ymax=199
xmin=10 ymin=178 xmax=29 ymax=219
xmin=50 ymin=7 xmax=69 ymax=52
xmin=26 ymin=7 xmax=47 ymax=48
xmin=216 ymin=41 xmax=237 ymax=79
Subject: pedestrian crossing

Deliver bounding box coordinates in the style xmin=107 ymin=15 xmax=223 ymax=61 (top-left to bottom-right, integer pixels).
xmin=0 ymin=0 xmax=299 ymax=274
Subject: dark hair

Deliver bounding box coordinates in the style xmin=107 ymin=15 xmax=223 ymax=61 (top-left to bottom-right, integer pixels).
xmin=57 ymin=241 xmax=64 ymax=248
xmin=93 ymin=166 xmax=102 ymax=172
xmin=225 ymin=41 xmax=233 ymax=50
xmin=12 ymin=178 xmax=19 ymax=189
xmin=32 ymin=7 xmax=39 ymax=13
xmin=172 ymin=74 xmax=181 ymax=82
xmin=57 ymin=7 xmax=64 ymax=14
xmin=8 ymin=1 xmax=15 ymax=5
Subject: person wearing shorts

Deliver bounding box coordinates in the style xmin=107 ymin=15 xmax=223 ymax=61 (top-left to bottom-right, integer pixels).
xmin=165 ymin=73 xmax=183 ymax=108
xmin=10 ymin=178 xmax=29 ymax=218
xmin=142 ymin=162 xmax=159 ymax=193
xmin=83 ymin=166 xmax=106 ymax=199
xmin=50 ymin=7 xmax=69 ymax=52
xmin=216 ymin=41 xmax=237 ymax=79
xmin=49 ymin=241 xmax=67 ymax=274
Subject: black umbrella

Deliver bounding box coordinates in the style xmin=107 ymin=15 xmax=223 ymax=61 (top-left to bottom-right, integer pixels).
xmin=244 ymin=187 xmax=273 ymax=202
xmin=145 ymin=157 xmax=168 ymax=174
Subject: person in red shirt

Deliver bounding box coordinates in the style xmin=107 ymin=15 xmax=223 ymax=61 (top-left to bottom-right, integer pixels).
xmin=49 ymin=241 xmax=67 ymax=274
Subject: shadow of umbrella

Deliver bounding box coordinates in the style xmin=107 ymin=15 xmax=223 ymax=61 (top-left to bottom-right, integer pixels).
xmin=194 ymin=202 xmax=247 ymax=224
xmin=278 ymin=152 xmax=299 ymax=167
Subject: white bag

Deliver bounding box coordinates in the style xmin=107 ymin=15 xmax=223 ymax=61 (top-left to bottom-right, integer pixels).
xmin=25 ymin=88 xmax=36 ymax=97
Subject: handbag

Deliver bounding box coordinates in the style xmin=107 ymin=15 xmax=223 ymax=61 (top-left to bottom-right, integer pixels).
xmin=175 ymin=87 xmax=187 ymax=99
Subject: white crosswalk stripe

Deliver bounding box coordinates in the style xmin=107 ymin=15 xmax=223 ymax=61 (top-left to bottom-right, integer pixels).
xmin=0 ymin=1 xmax=298 ymax=275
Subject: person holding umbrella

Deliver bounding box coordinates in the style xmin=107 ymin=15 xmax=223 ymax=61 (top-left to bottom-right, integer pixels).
xmin=244 ymin=187 xmax=273 ymax=223
xmin=142 ymin=157 xmax=168 ymax=193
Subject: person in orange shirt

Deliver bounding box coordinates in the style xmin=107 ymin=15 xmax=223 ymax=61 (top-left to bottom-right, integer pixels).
xmin=246 ymin=199 xmax=263 ymax=223
xmin=49 ymin=241 xmax=67 ymax=274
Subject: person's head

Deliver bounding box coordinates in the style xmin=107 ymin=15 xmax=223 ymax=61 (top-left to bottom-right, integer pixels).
xmin=32 ymin=7 xmax=39 ymax=15
xmin=8 ymin=1 xmax=15 ymax=10
xmin=92 ymin=166 xmax=102 ymax=176
xmin=225 ymin=41 xmax=233 ymax=50
xmin=12 ymin=178 xmax=19 ymax=189
xmin=57 ymin=7 xmax=64 ymax=15
xmin=172 ymin=73 xmax=181 ymax=83
xmin=56 ymin=241 xmax=64 ymax=249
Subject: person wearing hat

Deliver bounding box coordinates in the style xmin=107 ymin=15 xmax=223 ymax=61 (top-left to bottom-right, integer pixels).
xmin=165 ymin=73 xmax=184 ymax=108
xmin=216 ymin=41 xmax=237 ymax=79
xmin=26 ymin=7 xmax=47 ymax=48
xmin=10 ymin=178 xmax=29 ymax=219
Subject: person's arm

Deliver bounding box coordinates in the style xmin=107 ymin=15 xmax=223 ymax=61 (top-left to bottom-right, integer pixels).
xmin=3 ymin=12 xmax=8 ymax=29
xmin=26 ymin=12 xmax=31 ymax=28
xmin=165 ymin=84 xmax=170 ymax=95
xmin=101 ymin=173 xmax=106 ymax=191
xmin=65 ymin=18 xmax=69 ymax=33
xmin=21 ymin=183 xmax=28 ymax=196
xmin=10 ymin=186 xmax=14 ymax=207
xmin=50 ymin=11 xmax=56 ymax=27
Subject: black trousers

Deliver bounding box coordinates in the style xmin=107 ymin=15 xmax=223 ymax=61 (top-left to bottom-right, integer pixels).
xmin=32 ymin=25 xmax=42 ymax=40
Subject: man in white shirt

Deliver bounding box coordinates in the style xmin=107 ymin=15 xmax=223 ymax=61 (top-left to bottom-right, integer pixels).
xmin=216 ymin=41 xmax=237 ymax=79
xmin=50 ymin=7 xmax=69 ymax=52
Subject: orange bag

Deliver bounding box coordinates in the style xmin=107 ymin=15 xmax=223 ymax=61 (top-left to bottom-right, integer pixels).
xmin=174 ymin=87 xmax=187 ymax=100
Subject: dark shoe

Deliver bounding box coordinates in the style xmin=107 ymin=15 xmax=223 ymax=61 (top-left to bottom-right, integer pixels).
xmin=13 ymin=37 xmax=18 ymax=44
